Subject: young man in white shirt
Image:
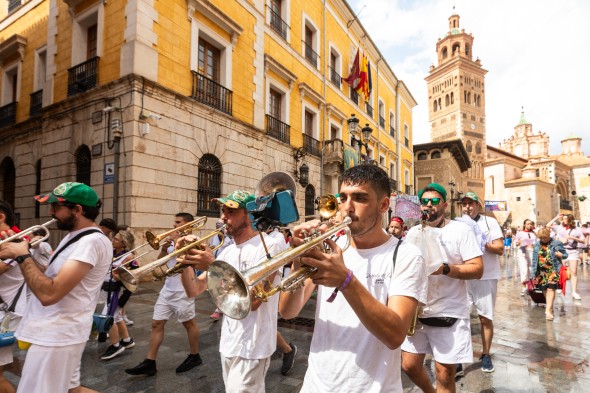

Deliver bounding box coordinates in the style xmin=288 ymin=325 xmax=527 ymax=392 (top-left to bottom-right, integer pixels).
xmin=279 ymin=165 xmax=428 ymax=393
xmin=461 ymin=191 xmax=504 ymax=373
xmin=0 ymin=182 xmax=112 ymax=393
xmin=401 ymin=183 xmax=483 ymax=393
xmin=179 ymin=190 xmax=281 ymax=393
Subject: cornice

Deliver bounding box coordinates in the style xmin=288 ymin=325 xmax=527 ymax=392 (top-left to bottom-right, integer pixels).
xmin=326 ymin=103 xmax=347 ymax=124
xmin=0 ymin=34 xmax=27 ymax=66
xmin=299 ymin=82 xmax=325 ymax=107
xmin=264 ymin=54 xmax=297 ymax=88
xmin=187 ymin=0 xmax=243 ymax=46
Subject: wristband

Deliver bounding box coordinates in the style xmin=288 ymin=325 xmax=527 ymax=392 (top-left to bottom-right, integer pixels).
xmin=327 ymin=269 xmax=354 ymax=303
xmin=14 ymin=254 xmax=31 ymax=264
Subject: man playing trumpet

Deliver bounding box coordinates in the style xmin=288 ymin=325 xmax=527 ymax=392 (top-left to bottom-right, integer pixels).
xmin=279 ymin=165 xmax=428 ymax=392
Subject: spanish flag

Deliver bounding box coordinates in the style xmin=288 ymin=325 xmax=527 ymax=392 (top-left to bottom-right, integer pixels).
xmin=359 ymin=54 xmax=372 ymax=100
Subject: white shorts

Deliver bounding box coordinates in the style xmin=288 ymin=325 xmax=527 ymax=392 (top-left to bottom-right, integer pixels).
xmin=153 ymin=290 xmax=195 ymax=323
xmin=17 ymin=342 xmax=86 ymax=393
xmin=0 ymin=346 xmax=12 ymax=366
xmin=401 ymin=318 xmax=473 ymax=364
xmin=565 ymin=249 xmax=580 ymax=261
xmin=467 ymin=279 xmax=498 ymax=320
xmin=221 ymin=355 xmax=271 ymax=393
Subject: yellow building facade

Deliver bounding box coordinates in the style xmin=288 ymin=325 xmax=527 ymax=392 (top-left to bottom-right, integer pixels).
xmin=0 ymin=0 xmax=416 ymax=236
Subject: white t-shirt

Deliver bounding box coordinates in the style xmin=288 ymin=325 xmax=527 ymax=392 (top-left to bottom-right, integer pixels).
xmin=475 ymin=215 xmax=503 ymax=280
xmin=31 ymin=242 xmax=52 ymax=267
xmin=16 ymin=228 xmax=112 ymax=346
xmin=163 ymin=243 xmax=185 ymax=292
xmin=551 ymin=225 xmax=584 ymax=250
xmin=267 ymin=228 xmax=289 ymax=252
xmin=0 ymin=260 xmax=26 ymax=316
xmin=218 ymin=233 xmax=281 ymax=360
xmin=417 ymin=220 xmax=482 ymax=319
xmin=301 ymin=236 xmax=428 ymax=393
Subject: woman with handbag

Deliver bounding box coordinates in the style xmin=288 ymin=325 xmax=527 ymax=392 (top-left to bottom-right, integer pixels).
xmin=100 ymin=230 xmax=136 ymax=360
xmin=530 ymin=228 xmax=568 ymax=321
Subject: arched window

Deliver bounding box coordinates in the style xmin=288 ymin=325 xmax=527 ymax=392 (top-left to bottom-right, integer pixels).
xmin=445 ymin=94 xmax=449 ymax=106
xmin=431 ymin=151 xmax=441 ymax=159
xmin=438 ymin=98 xmax=441 ymax=110
xmin=490 ymin=175 xmax=495 ymax=194
xmin=35 ymin=159 xmax=42 ymax=218
xmin=452 ymin=43 xmax=460 ymax=55
xmin=466 ymin=141 xmax=472 ymax=152
xmin=75 ymin=145 xmax=91 ymax=185
xmin=0 ymin=157 xmax=16 ymax=210
xmin=467 ymin=92 xmax=471 ymax=104
xmin=465 ymin=44 xmax=470 ymax=56
xmin=475 ymin=142 xmax=482 ymax=154
xmin=197 ymin=154 xmax=222 ymax=217
xmin=450 ymin=92 xmax=454 ymax=105
xmin=305 ymin=184 xmax=315 ymax=217
xmin=441 ymin=47 xmax=448 ymax=59
xmin=433 ymin=100 xmax=438 ymax=112
xmin=417 ymin=152 xmax=427 ymax=160
xmin=477 ymin=95 xmax=481 ymax=107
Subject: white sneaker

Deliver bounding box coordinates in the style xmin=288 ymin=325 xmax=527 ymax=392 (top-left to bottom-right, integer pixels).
xmin=521 ymin=288 xmax=527 ymax=296
xmin=123 ymin=315 xmax=134 ymax=326
xmin=572 ymin=292 xmax=582 ymax=300
xmin=556 ymin=289 xmax=562 ymax=294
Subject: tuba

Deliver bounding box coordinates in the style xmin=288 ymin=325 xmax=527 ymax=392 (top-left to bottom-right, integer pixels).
xmin=207 ymin=216 xmax=351 ymax=320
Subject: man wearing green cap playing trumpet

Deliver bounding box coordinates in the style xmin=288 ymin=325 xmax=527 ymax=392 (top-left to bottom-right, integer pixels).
xmin=0 ymin=182 xmax=112 ymax=393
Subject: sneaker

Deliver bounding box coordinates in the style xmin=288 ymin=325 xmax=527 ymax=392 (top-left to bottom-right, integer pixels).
xmin=100 ymin=344 xmax=125 ymax=360
xmin=455 ymin=363 xmax=464 ymax=379
xmin=281 ymin=343 xmax=298 ymax=376
xmin=176 ymin=353 xmax=202 ymax=373
xmin=210 ymin=310 xmax=222 ymax=320
xmin=557 ymin=289 xmax=562 ymax=294
xmin=481 ymin=354 xmax=494 ymax=373
xmin=521 ymin=288 xmax=527 ymax=296
xmin=125 ymin=359 xmax=157 ymax=376
xmin=98 ymin=332 xmax=108 ymax=343
xmin=120 ymin=338 xmax=135 ymax=349
xmin=123 ymin=315 xmax=134 ymax=326
xmin=573 ymin=292 xmax=582 ymax=300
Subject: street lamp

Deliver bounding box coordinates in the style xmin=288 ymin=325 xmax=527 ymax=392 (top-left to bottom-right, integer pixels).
xmin=348 ymin=114 xmax=373 ymax=163
xmin=293 ymin=147 xmax=309 ymax=187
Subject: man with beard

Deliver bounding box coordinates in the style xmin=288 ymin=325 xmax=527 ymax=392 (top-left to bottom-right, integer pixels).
xmin=125 ymin=213 xmax=203 ymax=375
xmin=401 ymin=183 xmax=483 ymax=393
xmin=278 ymin=165 xmax=428 ymax=393
xmin=179 ymin=190 xmax=281 ymax=393
xmin=0 ymin=182 xmax=111 ymax=393
xmin=461 ymin=192 xmax=503 ymax=373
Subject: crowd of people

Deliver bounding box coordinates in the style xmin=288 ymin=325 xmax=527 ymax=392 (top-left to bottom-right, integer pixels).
xmin=0 ymin=169 xmax=588 ymax=392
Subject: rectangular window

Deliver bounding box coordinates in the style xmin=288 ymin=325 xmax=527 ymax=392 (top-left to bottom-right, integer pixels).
xmin=198 ymin=39 xmax=220 ymax=82
xmin=269 ymin=89 xmax=281 ymax=119
xmin=330 ymin=124 xmax=339 ymax=140
xmin=305 ymin=110 xmax=314 ymax=136
xmin=87 ymin=24 xmax=97 ymax=59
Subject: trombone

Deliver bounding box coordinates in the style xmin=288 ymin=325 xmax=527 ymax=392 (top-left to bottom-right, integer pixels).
xmin=0 ymin=219 xmax=56 ymax=247
xmin=117 ymin=225 xmax=226 ymax=293
xmin=113 ymin=217 xmax=208 ymax=263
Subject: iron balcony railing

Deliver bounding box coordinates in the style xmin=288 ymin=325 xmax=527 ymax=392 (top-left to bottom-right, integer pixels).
xmin=303 ymin=134 xmax=321 ymax=157
xmin=67 ymin=56 xmax=99 ymax=97
xmin=350 ymin=89 xmax=358 ymax=105
xmin=8 ymin=0 xmax=20 ymax=13
xmin=390 ymin=126 xmax=396 ymax=138
xmin=190 ymin=71 xmax=233 ymax=115
xmin=329 ymin=66 xmax=341 ymax=88
xmin=379 ymin=116 xmax=385 ymax=128
xmin=30 ymin=90 xmax=43 ymax=118
xmin=266 ymin=114 xmax=290 ymax=144
xmin=269 ymin=8 xmax=288 ymax=40
xmin=0 ymin=102 xmax=17 ymax=128
xmin=365 ymin=102 xmax=373 ymax=118
xmin=303 ymin=41 xmax=318 ymax=68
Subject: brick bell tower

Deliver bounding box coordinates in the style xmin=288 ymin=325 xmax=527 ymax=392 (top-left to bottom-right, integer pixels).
xmin=425 ymin=11 xmax=488 ymax=198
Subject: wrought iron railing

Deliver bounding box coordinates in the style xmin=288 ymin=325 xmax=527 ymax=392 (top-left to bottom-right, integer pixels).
xmin=8 ymin=0 xmax=21 ymax=13
xmin=67 ymin=56 xmax=99 ymax=97
xmin=303 ymin=41 xmax=318 ymax=68
xmin=365 ymin=102 xmax=373 ymax=118
xmin=390 ymin=126 xmax=395 ymax=138
xmin=190 ymin=71 xmax=233 ymax=115
xmin=30 ymin=90 xmax=43 ymax=117
xmin=0 ymin=102 xmax=17 ymax=128
xmin=329 ymin=66 xmax=341 ymax=88
xmin=303 ymin=134 xmax=321 ymax=157
xmin=266 ymin=115 xmax=290 ymax=144
xmin=379 ymin=116 xmax=385 ymax=128
xmin=269 ymin=8 xmax=288 ymax=40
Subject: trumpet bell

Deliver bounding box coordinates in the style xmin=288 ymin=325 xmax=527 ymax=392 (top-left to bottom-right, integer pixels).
xmin=317 ymin=194 xmax=338 ymax=219
xmin=207 ymin=261 xmax=251 ymax=320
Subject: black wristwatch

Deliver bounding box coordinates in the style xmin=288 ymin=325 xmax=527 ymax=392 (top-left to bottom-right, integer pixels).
xmin=442 ymin=263 xmax=451 ymax=275
xmin=14 ymin=254 xmax=31 ymax=264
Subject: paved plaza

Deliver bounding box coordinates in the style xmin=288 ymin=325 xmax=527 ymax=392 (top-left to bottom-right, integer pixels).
xmin=5 ymin=254 xmax=590 ymax=392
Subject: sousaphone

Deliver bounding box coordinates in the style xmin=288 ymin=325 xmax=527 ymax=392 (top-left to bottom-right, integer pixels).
xmin=255 ymin=172 xmax=297 ymax=198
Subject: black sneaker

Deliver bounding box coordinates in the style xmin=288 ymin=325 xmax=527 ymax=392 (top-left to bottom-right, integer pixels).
xmin=98 ymin=332 xmax=107 ymax=342
xmin=125 ymin=359 xmax=157 ymax=376
xmin=281 ymin=343 xmax=297 ymax=376
xmin=120 ymin=338 xmax=135 ymax=349
xmin=481 ymin=354 xmax=494 ymax=373
xmin=455 ymin=363 xmax=464 ymax=380
xmin=176 ymin=353 xmax=202 ymax=373
xmin=100 ymin=344 xmax=125 ymax=360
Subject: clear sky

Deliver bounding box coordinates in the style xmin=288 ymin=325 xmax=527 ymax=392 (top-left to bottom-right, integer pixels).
xmin=348 ymin=0 xmax=589 ymax=156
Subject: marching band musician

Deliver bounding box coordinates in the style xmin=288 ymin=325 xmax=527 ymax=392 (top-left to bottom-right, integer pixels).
xmin=0 ymin=182 xmax=112 ymax=393
xmin=279 ymin=165 xmax=428 ymax=393
xmin=179 ymin=190 xmax=282 ymax=393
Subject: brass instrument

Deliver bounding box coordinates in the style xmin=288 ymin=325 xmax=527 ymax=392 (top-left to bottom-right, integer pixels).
xmin=117 ymin=225 xmax=226 ymax=292
xmin=207 ymin=216 xmax=352 ymax=320
xmin=0 ymin=219 xmax=56 ymax=247
xmin=255 ymin=172 xmax=297 ymax=198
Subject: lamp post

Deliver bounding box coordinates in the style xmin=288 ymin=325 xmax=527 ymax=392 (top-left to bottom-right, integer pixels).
xmin=348 ymin=114 xmax=373 ymax=164
xmin=293 ymin=147 xmax=309 ymax=187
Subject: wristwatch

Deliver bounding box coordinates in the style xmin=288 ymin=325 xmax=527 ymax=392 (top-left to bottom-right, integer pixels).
xmin=442 ymin=263 xmax=451 ymax=275
xmin=14 ymin=254 xmax=31 ymax=264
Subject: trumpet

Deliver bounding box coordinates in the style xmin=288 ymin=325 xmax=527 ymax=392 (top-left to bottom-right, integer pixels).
xmin=0 ymin=219 xmax=56 ymax=247
xmin=117 ymin=226 xmax=226 ymax=292
xmin=207 ymin=216 xmax=352 ymax=320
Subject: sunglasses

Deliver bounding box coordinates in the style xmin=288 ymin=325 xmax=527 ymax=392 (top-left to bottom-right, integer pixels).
xmin=50 ymin=202 xmax=77 ymax=209
xmin=420 ymin=197 xmax=442 ymax=206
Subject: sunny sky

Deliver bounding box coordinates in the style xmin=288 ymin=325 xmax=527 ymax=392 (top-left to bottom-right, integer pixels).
xmin=348 ymin=0 xmax=590 ymax=156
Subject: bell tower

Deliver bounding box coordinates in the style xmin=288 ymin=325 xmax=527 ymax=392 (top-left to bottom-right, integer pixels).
xmin=425 ymin=11 xmax=488 ymax=197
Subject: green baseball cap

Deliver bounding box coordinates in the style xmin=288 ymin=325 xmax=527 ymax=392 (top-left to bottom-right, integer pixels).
xmin=35 ymin=182 xmax=100 ymax=207
xmin=417 ymin=182 xmax=447 ymax=202
xmin=212 ymin=190 xmax=255 ymax=209
xmin=461 ymin=191 xmax=480 ymax=203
